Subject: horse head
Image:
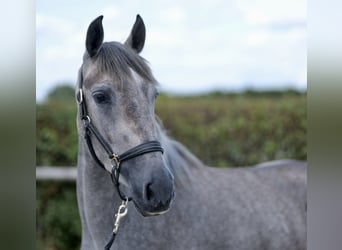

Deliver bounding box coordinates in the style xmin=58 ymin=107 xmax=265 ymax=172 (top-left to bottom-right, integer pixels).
xmin=77 ymin=15 xmax=174 ymax=216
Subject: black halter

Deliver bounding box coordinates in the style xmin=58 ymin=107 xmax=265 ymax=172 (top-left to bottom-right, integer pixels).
xmin=76 ymin=67 xmax=164 ymax=201
xmin=76 ymin=67 xmax=164 ymax=249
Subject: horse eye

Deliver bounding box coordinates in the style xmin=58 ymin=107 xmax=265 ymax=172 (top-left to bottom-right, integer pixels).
xmin=92 ymin=92 xmax=110 ymax=104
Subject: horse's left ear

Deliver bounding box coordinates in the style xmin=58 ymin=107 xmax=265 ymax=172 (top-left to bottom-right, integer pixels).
xmin=86 ymin=15 xmax=104 ymax=57
xmin=124 ymin=14 xmax=146 ymax=53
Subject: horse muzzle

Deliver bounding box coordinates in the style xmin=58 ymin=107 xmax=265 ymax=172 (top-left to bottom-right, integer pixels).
xmin=132 ymin=166 xmax=175 ymax=217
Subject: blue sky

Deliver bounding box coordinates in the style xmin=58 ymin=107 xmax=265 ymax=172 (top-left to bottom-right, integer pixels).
xmin=36 ymin=0 xmax=306 ymax=101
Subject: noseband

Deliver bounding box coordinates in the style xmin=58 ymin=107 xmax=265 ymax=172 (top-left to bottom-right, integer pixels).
xmin=76 ymin=67 xmax=164 ymax=249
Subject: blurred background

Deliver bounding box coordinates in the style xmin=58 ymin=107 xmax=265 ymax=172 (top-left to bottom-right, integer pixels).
xmin=36 ymin=0 xmax=306 ymax=249
xmin=36 ymin=0 xmax=306 ymax=101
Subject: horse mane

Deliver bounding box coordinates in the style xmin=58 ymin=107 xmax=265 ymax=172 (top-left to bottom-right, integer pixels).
xmin=84 ymin=41 xmax=157 ymax=84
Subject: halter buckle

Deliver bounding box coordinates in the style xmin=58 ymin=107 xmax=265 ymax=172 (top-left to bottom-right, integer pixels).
xmin=76 ymin=88 xmax=83 ymax=104
xmin=82 ymin=115 xmax=91 ymax=127
xmin=111 ymin=153 xmax=120 ymax=169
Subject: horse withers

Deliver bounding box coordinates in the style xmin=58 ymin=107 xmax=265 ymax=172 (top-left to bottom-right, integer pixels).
xmin=76 ymin=15 xmax=307 ymax=250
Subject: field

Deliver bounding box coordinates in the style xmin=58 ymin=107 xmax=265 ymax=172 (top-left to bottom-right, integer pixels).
xmin=36 ymin=87 xmax=306 ymax=249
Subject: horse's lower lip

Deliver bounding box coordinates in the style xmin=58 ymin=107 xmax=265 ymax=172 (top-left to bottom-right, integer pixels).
xmin=133 ymin=199 xmax=173 ymax=217
xmin=141 ymin=208 xmax=170 ymax=217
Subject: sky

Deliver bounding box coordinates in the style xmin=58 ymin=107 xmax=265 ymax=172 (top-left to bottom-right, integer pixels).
xmin=36 ymin=0 xmax=306 ymax=102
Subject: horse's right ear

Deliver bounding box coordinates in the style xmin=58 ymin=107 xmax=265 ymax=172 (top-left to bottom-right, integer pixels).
xmin=86 ymin=16 xmax=104 ymax=57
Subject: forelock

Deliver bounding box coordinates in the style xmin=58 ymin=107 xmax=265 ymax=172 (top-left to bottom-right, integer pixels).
xmin=83 ymin=42 xmax=156 ymax=84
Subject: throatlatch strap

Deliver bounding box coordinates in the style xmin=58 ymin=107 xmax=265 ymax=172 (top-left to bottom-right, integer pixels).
xmin=84 ymin=130 xmax=106 ymax=171
xmin=85 ymin=122 xmax=114 ymax=157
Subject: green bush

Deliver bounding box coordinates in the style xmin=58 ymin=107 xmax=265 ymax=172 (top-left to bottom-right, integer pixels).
xmin=36 ymin=182 xmax=80 ymax=250
xmin=36 ymin=99 xmax=77 ymax=166
xmin=36 ymin=89 xmax=306 ymax=249
xmin=155 ymin=94 xmax=306 ymax=166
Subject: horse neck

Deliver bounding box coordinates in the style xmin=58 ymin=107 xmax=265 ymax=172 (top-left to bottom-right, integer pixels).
xmin=157 ymin=122 xmax=205 ymax=188
xmin=77 ymin=140 xmax=121 ymax=207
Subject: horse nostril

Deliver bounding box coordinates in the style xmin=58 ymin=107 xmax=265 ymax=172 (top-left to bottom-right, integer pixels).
xmin=145 ymin=183 xmax=154 ymax=201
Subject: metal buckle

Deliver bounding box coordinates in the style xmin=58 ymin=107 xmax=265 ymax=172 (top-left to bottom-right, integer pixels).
xmin=111 ymin=153 xmax=121 ymax=181
xmin=76 ymin=88 xmax=83 ymax=104
xmin=111 ymin=153 xmax=120 ymax=169
xmin=82 ymin=115 xmax=91 ymax=126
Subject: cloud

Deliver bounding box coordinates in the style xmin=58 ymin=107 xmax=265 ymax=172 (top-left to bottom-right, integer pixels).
xmin=266 ymin=20 xmax=306 ymax=31
xmin=36 ymin=13 xmax=76 ymax=38
xmin=36 ymin=0 xmax=307 ymax=101
xmin=160 ymin=5 xmax=187 ymax=23
xmin=148 ymin=29 xmax=183 ymax=48
xmin=101 ymin=4 xmax=121 ymax=21
xmin=36 ymin=12 xmax=86 ymax=100
xmin=236 ymin=0 xmax=306 ymax=27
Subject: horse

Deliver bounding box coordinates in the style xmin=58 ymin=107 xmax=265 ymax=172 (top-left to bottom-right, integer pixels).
xmin=76 ymin=15 xmax=307 ymax=250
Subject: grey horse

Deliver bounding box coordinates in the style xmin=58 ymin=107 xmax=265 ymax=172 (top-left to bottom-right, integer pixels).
xmin=76 ymin=15 xmax=307 ymax=250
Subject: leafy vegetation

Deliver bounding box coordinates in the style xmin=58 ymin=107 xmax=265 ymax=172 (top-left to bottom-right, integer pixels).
xmin=36 ymin=86 xmax=306 ymax=249
xmin=156 ymin=93 xmax=306 ymax=166
xmin=36 ymin=182 xmax=80 ymax=250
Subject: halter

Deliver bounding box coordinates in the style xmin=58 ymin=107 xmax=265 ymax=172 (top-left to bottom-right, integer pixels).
xmin=76 ymin=67 xmax=164 ymax=249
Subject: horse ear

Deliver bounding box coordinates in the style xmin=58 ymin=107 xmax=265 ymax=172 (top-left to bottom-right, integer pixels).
xmin=124 ymin=14 xmax=146 ymax=53
xmin=86 ymin=15 xmax=104 ymax=57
